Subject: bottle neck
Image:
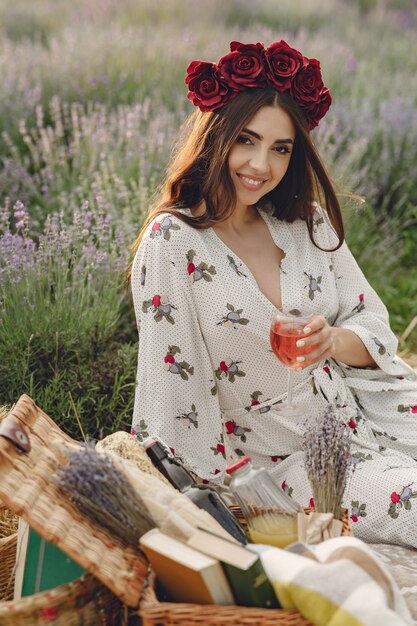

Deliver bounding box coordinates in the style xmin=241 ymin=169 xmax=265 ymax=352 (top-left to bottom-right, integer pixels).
xmin=145 ymin=441 xmax=195 ymax=492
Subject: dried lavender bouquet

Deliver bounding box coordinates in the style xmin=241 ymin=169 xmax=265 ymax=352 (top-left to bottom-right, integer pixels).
xmin=55 ymin=443 xmax=155 ymax=547
xmin=302 ymin=403 xmax=352 ymax=520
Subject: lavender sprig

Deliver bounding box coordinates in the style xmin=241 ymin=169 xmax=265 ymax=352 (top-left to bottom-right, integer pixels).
xmin=302 ymin=404 xmax=352 ymax=520
xmin=55 ymin=443 xmax=155 ymax=546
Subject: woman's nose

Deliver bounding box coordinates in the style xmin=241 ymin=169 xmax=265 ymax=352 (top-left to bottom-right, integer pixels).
xmin=249 ymin=148 xmax=269 ymax=173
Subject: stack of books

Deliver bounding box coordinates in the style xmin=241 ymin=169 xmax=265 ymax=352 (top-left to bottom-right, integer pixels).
xmin=140 ymin=527 xmax=280 ymax=608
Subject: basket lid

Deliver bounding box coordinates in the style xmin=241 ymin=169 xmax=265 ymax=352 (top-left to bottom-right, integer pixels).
xmin=0 ymin=395 xmax=147 ymax=607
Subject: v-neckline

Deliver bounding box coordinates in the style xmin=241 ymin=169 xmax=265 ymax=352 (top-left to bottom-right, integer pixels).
xmin=207 ymin=209 xmax=292 ymax=312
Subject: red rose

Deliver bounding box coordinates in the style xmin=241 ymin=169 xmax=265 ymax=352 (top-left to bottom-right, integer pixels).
xmin=251 ymin=400 xmax=260 ymax=406
xmin=359 ymin=293 xmax=364 ymax=302
xmin=214 ymin=468 xmax=221 ymax=474
xmin=40 ymin=608 xmax=59 ymax=622
xmin=323 ymin=365 xmax=330 ymax=374
xmin=224 ymin=420 xmax=236 ymax=434
xmin=218 ymin=41 xmax=266 ymax=89
xmin=169 ymin=447 xmax=175 ymax=455
xmin=309 ymin=497 xmax=315 ymax=509
xmin=130 ymin=427 xmax=135 ymax=436
xmin=411 ymin=405 xmax=417 ymax=414
xmin=264 ymin=40 xmax=304 ymax=91
xmin=216 ymin=443 xmax=225 ymax=453
xmin=304 ymin=87 xmax=332 ymax=130
xmin=290 ymin=58 xmax=324 ymax=106
xmin=151 ymin=221 xmax=161 ymax=231
xmin=281 ymin=481 xmax=287 ymax=490
xmin=271 ymin=455 xmax=278 ymax=462
xmin=152 ymin=294 xmax=161 ymax=307
xmin=187 ymin=262 xmax=196 ymax=275
xmin=220 ymin=360 xmax=228 ymax=373
xmin=351 ymin=515 xmax=358 ymax=523
xmin=164 ymin=354 xmax=175 ymax=363
xmin=185 ymin=61 xmax=237 ymax=112
xmin=348 ymin=419 xmax=357 ymax=430
xmin=390 ymin=492 xmax=401 ymax=503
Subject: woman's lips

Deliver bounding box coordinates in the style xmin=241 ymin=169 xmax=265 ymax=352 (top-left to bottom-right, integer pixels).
xmin=236 ymin=173 xmax=267 ymax=191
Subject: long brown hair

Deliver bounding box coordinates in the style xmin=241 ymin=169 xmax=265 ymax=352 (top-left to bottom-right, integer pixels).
xmin=126 ymin=88 xmax=344 ymax=285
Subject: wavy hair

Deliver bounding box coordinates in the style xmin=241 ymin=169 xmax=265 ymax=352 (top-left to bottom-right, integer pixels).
xmin=126 ymin=88 xmax=344 ymax=285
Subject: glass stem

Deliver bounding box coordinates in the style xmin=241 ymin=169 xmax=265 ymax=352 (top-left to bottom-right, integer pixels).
xmin=287 ymin=369 xmax=295 ymax=408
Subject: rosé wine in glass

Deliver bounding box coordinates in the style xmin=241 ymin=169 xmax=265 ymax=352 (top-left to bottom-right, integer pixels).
xmin=270 ymin=320 xmax=315 ymax=369
xmin=270 ymin=311 xmax=314 ymax=416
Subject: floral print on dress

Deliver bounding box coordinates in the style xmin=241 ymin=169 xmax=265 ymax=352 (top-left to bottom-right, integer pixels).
xmin=227 ymin=254 xmax=247 ymax=277
xmin=142 ymin=294 xmax=177 ymax=324
xmin=176 ymin=404 xmax=198 ymax=428
xmin=281 ymin=480 xmax=294 ymax=498
xmin=217 ymin=304 xmax=249 ymax=329
xmin=397 ymin=403 xmax=417 ymax=414
xmin=186 ymin=250 xmax=216 ymax=282
xmin=351 ymin=451 xmax=373 ymax=469
xmin=164 ymin=345 xmax=194 ymax=380
xmin=245 ymin=390 xmax=271 ymax=413
xmin=373 ymin=336 xmax=389 ymax=356
xmin=224 ymin=420 xmax=251 ymax=443
xmin=351 ymin=501 xmax=367 ymax=522
xmin=140 ymin=265 xmax=146 ymax=286
xmin=311 ymin=202 xmax=325 ymax=231
xmin=389 ymin=483 xmax=417 ymax=519
xmin=211 ymin=435 xmax=226 ymax=459
xmin=131 ymin=418 xmax=149 ymax=441
xmin=150 ymin=216 xmax=180 ymax=240
xmin=352 ymin=293 xmax=365 ymax=313
xmin=215 ymin=358 xmax=246 ymax=382
xmin=304 ymin=271 xmax=322 ymax=300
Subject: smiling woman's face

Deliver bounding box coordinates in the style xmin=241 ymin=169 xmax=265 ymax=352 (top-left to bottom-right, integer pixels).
xmin=227 ymin=104 xmax=296 ymax=212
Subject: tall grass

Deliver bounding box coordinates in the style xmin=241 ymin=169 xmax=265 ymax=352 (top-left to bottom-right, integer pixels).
xmin=0 ymin=0 xmax=416 ymax=436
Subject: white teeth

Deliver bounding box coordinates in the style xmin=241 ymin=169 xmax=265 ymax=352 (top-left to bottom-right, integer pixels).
xmin=239 ymin=175 xmax=263 ymax=187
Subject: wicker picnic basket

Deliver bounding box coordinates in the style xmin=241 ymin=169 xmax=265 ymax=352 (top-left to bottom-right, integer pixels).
xmin=0 ymin=507 xmax=18 ymax=602
xmin=139 ymin=570 xmax=313 ymax=626
xmin=138 ymin=504 xmax=352 ymax=625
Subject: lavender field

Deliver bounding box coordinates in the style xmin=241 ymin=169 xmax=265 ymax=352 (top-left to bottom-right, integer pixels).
xmin=1 ymin=0 xmax=416 ymax=437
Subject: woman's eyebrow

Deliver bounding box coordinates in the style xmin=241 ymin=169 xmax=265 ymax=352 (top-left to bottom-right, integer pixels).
xmin=241 ymin=127 xmax=294 ymax=144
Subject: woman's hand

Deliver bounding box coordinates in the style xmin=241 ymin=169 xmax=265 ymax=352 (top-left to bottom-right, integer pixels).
xmin=295 ymin=315 xmax=377 ymax=368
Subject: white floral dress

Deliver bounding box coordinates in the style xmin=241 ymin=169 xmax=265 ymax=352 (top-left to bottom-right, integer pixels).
xmin=131 ymin=205 xmax=417 ymax=547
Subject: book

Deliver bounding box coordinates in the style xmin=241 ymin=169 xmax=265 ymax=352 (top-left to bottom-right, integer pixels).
xmin=14 ymin=519 xmax=85 ymax=599
xmin=139 ymin=528 xmax=235 ymax=605
xmin=187 ymin=528 xmax=280 ymax=608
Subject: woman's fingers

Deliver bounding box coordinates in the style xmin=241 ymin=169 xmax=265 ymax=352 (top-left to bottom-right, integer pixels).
xmin=294 ymin=317 xmax=336 ymax=366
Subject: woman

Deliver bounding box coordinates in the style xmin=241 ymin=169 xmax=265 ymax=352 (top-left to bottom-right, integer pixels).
xmin=129 ymin=40 xmax=417 ymax=547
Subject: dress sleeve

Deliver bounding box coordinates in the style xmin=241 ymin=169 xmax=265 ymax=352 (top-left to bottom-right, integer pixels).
xmin=330 ymin=239 xmax=404 ymax=374
xmin=130 ymin=223 xmax=226 ymax=482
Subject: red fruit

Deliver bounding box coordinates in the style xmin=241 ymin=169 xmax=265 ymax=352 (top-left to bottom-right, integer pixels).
xmin=152 ymin=294 xmax=161 ymax=307
xmin=351 ymin=515 xmax=358 ymax=523
xmin=224 ymin=420 xmax=236 ymax=434
xmin=411 ymin=405 xmax=417 ymax=414
xmin=251 ymin=400 xmax=260 ymax=406
xmin=271 ymin=456 xmax=278 ymax=462
xmin=216 ymin=443 xmax=225 ymax=453
xmin=151 ymin=221 xmax=161 ymax=231
xmin=164 ymin=354 xmax=175 ymax=363
xmin=187 ymin=262 xmax=196 ymax=274
xmin=220 ymin=360 xmax=228 ymax=373
xmin=359 ymin=293 xmax=364 ymax=302
xmin=391 ymin=492 xmax=401 ymax=503
xmin=348 ymin=420 xmax=357 ymax=430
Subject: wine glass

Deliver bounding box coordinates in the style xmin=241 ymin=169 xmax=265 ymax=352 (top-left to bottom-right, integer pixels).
xmin=270 ymin=310 xmax=314 ymax=417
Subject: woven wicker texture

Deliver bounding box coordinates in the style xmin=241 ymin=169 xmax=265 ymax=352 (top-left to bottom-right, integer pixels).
xmin=0 ymin=395 xmax=147 ymax=607
xmin=139 ymin=572 xmax=313 ymax=626
xmin=0 ymin=572 xmax=125 ymax=625
xmin=0 ymin=532 xmax=17 ymax=601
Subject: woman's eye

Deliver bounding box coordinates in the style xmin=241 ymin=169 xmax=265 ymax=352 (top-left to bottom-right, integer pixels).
xmin=275 ymin=146 xmax=290 ymax=154
xmin=236 ymin=135 xmax=252 ymax=145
